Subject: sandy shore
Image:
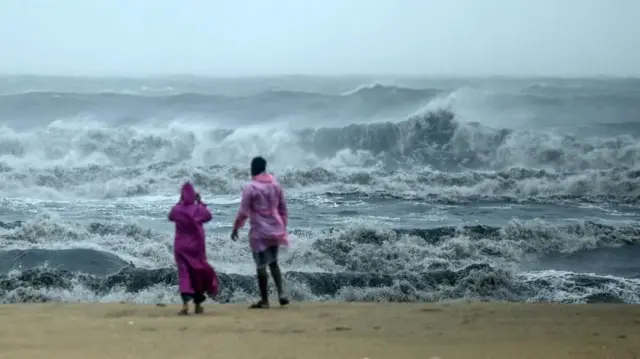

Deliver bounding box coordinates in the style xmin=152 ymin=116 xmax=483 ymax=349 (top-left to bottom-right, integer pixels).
xmin=0 ymin=302 xmax=638 ymax=359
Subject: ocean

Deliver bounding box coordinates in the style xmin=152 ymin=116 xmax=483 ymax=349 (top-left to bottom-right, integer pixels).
xmin=0 ymin=75 xmax=639 ymax=304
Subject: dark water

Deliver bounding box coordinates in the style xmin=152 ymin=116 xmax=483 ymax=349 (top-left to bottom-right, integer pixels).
xmin=0 ymin=75 xmax=638 ymax=304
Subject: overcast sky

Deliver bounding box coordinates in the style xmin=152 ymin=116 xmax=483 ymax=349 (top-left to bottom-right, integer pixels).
xmin=1 ymin=0 xmax=638 ymax=77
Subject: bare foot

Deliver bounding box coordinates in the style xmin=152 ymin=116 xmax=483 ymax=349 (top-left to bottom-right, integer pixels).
xmin=195 ymin=304 xmax=204 ymax=314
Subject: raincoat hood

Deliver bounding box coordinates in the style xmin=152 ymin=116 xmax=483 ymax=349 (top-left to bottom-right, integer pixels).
xmin=181 ymin=182 xmax=197 ymax=205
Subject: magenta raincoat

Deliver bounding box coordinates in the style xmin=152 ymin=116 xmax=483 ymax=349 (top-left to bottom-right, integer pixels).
xmin=232 ymin=173 xmax=289 ymax=252
xmin=169 ymin=183 xmax=218 ymax=296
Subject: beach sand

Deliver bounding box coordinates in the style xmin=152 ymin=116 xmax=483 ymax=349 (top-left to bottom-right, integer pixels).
xmin=0 ymin=302 xmax=638 ymax=359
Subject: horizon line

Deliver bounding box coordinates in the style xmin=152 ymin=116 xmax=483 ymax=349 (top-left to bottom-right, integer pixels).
xmin=1 ymin=72 xmax=638 ymax=80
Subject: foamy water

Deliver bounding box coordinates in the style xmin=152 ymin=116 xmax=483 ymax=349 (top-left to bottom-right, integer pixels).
xmin=0 ymin=76 xmax=639 ymax=304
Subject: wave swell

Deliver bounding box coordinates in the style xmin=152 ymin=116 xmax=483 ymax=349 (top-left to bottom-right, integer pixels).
xmin=1 ymin=218 xmax=639 ymax=304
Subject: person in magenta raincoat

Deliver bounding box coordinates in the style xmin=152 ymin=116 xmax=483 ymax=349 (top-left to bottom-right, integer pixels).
xmin=231 ymin=156 xmax=290 ymax=309
xmin=169 ymin=182 xmax=218 ymax=315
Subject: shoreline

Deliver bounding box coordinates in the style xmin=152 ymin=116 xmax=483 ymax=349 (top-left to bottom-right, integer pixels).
xmin=1 ymin=302 xmax=639 ymax=359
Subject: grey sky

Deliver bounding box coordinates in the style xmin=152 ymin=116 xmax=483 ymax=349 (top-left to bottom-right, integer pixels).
xmin=1 ymin=0 xmax=638 ymax=77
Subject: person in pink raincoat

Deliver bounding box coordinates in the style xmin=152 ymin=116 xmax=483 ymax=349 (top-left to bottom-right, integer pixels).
xmin=169 ymin=182 xmax=218 ymax=315
xmin=231 ymin=156 xmax=290 ymax=309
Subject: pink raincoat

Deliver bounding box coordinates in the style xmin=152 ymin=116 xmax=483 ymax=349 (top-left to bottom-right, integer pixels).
xmin=233 ymin=173 xmax=289 ymax=252
xmin=169 ymin=183 xmax=218 ymax=297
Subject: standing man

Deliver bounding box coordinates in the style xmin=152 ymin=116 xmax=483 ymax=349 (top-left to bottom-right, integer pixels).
xmin=231 ymin=156 xmax=290 ymax=309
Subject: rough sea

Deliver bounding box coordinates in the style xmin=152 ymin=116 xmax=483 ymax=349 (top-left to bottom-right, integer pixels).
xmin=0 ymin=75 xmax=639 ymax=304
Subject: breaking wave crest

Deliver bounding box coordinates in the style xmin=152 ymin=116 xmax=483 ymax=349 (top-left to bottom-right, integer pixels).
xmin=1 ymin=107 xmax=638 ymax=204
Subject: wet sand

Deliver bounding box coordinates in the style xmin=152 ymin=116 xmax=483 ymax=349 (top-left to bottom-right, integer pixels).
xmin=0 ymin=302 xmax=639 ymax=359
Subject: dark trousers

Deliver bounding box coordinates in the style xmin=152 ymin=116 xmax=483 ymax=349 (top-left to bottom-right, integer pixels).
xmin=181 ymin=293 xmax=206 ymax=304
